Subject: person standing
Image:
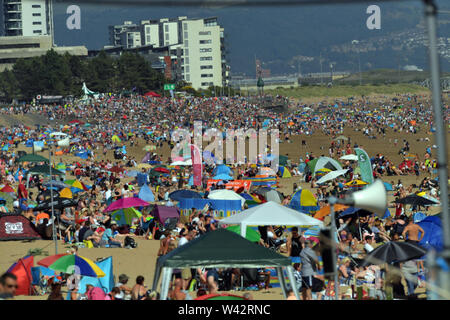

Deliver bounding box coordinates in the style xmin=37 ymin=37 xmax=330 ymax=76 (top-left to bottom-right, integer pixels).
xmin=402 ymin=218 xmax=425 ymax=244
xmin=299 ymin=240 xmax=321 ymax=300
xmin=286 ymin=227 xmax=303 ymax=264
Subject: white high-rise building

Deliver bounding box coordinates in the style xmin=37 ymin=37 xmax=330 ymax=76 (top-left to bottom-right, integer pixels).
xmin=111 ymin=16 xmax=229 ymax=90
xmin=2 ymin=0 xmax=53 ymax=37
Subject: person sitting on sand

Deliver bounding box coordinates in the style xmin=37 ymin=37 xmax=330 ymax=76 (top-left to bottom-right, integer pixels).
xmin=116 ymin=274 xmax=132 ymax=299
xmin=100 ymin=221 xmax=123 ymax=248
xmin=158 ymin=230 xmax=177 ymax=256
xmin=131 ymin=276 xmax=147 ymax=300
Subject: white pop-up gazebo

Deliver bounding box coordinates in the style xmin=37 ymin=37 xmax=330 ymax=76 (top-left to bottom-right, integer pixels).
xmin=218 ymin=201 xmax=323 ymax=237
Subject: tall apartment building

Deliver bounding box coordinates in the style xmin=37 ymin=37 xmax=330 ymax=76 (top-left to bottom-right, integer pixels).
xmin=110 ymin=16 xmax=229 ymax=90
xmin=2 ymin=0 xmax=53 ymax=37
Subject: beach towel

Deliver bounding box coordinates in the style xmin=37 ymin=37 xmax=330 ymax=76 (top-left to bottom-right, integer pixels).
xmin=86 ymin=286 xmax=106 ymax=300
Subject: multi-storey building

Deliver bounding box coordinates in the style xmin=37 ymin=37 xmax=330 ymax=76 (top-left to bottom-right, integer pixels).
xmin=2 ymin=0 xmax=53 ymax=37
xmin=110 ymin=16 xmax=229 ymax=90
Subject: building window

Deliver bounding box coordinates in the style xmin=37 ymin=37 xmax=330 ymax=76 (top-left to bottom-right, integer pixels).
xmin=183 ymin=23 xmax=188 ymax=30
xmin=199 ymin=39 xmax=212 ymax=44
xmin=184 ymin=40 xmax=188 ymax=47
xmin=200 ymin=48 xmax=212 ymax=53
xmin=32 ymin=5 xmax=41 ymax=8
xmin=146 ymin=36 xmax=150 ymax=43
xmin=200 ymin=65 xmax=213 ymax=70
xmin=184 ymin=32 xmax=188 ymax=39
xmin=199 ymin=31 xmax=211 ymax=36
xmin=185 ymin=66 xmax=190 ymax=73
xmin=184 ymin=49 xmax=189 ymax=56
xmin=201 ymin=74 xmax=213 ymax=78
xmin=200 ymin=56 xmax=212 ymax=61
xmin=186 ymin=74 xmax=190 ymax=81
xmin=165 ymin=33 xmax=169 ymax=40
xmin=32 ymin=22 xmax=42 ymax=25
xmin=201 ymin=82 xmax=210 ymax=86
xmin=32 ymin=13 xmax=41 ymax=17
xmin=33 ymin=30 xmax=42 ymax=34
xmin=165 ymin=42 xmax=169 ymax=46
xmin=165 ymin=25 xmax=169 ymax=32
xmin=185 ymin=57 xmax=189 ymax=64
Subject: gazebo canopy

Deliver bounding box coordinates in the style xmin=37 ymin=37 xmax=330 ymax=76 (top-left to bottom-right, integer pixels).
xmin=218 ymin=201 xmax=323 ymax=237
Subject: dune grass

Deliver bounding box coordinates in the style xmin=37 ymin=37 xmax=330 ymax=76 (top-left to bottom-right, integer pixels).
xmin=266 ymin=84 xmax=430 ymax=99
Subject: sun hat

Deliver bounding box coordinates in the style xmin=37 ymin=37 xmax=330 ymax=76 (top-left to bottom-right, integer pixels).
xmin=118 ymin=274 xmax=129 ymax=282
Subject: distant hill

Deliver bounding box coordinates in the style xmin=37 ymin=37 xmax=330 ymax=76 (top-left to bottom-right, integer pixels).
xmin=53 ymin=1 xmax=450 ymax=75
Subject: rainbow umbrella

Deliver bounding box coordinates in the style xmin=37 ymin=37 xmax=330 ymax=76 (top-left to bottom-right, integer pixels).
xmin=315 ymin=168 xmax=332 ymax=178
xmin=64 ymin=179 xmax=89 ymax=191
xmin=288 ymin=189 xmax=319 ymax=215
xmin=60 ymin=187 xmax=73 ymax=199
xmin=37 ymin=254 xmax=105 ymax=278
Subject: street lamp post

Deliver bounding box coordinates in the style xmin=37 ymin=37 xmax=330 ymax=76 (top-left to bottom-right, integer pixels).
xmin=352 ymin=40 xmax=362 ymax=86
xmin=48 ymin=145 xmax=57 ymax=255
xmin=423 ymin=0 xmax=450 ymax=300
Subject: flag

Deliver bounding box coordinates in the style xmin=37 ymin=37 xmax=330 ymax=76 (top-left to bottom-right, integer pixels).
xmin=355 ymin=148 xmax=374 ymax=184
xmin=190 ymin=144 xmax=202 ymax=187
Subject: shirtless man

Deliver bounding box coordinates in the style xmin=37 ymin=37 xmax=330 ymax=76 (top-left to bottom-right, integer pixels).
xmin=402 ymin=218 xmax=425 ymax=243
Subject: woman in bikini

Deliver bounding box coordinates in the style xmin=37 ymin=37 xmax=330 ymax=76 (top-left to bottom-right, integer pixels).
xmin=131 ymin=276 xmax=147 ymax=300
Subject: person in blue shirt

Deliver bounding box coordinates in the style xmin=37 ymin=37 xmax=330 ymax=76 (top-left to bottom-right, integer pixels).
xmin=101 ymin=221 xmax=122 ymax=248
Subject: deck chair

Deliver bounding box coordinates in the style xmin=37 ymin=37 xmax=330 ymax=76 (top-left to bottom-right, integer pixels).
xmin=240 ymin=268 xmax=266 ymax=290
xmin=31 ymin=266 xmax=54 ymax=295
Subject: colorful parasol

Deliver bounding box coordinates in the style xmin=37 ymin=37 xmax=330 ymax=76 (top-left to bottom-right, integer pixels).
xmin=38 ymin=254 xmax=105 ymax=278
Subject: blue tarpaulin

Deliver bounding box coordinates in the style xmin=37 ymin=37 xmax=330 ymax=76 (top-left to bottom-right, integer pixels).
xmin=213 ymin=164 xmax=231 ymax=176
xmin=136 ymin=173 xmax=148 ymax=187
xmin=76 ymin=257 xmax=114 ymax=295
xmin=418 ymin=216 xmax=443 ymax=252
xmin=138 ymin=184 xmax=155 ymax=202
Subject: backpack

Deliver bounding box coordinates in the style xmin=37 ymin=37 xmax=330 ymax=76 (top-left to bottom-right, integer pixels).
xmin=164 ymin=218 xmax=178 ymax=231
xmin=124 ymin=236 xmax=137 ymax=248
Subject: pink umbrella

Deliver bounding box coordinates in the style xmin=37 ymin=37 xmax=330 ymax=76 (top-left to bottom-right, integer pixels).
xmin=105 ymin=198 xmax=151 ymax=212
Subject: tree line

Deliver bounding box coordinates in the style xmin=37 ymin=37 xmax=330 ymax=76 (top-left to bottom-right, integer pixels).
xmin=0 ymin=50 xmax=165 ymax=102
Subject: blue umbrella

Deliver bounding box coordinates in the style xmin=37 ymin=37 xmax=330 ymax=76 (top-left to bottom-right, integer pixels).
xmin=127 ymin=170 xmax=139 ymax=177
xmin=212 ymin=173 xmax=233 ymax=180
xmin=213 ymin=164 xmax=231 ymax=176
xmin=169 ymin=189 xmax=202 ymax=201
xmin=338 ymin=207 xmax=373 ymax=218
xmin=44 ymin=181 xmax=68 ymax=190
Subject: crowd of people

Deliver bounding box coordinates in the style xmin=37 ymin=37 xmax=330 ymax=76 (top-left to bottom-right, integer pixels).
xmin=0 ymin=92 xmax=444 ymax=300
